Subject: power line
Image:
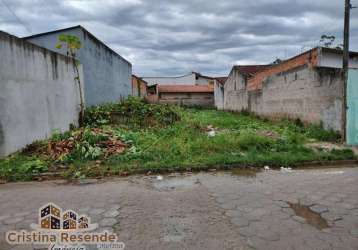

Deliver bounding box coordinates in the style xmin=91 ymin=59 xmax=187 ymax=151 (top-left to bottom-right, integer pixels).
xmin=1 ymin=0 xmax=32 ymax=33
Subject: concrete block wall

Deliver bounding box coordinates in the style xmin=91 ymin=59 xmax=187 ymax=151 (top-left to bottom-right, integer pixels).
xmin=0 ymin=31 xmax=83 ymax=157
xmin=248 ymin=90 xmax=263 ymax=114
xmin=224 ymin=68 xmax=248 ymax=111
xmin=250 ymin=65 xmax=343 ymax=131
xmin=225 ymin=90 xmax=248 ymax=111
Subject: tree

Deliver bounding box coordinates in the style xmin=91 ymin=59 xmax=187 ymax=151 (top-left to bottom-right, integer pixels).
xmin=319 ymin=35 xmax=336 ymax=47
xmin=56 ymin=34 xmax=85 ymax=126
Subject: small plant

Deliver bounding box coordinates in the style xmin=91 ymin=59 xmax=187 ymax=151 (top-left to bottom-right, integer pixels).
xmin=0 ymin=156 xmax=48 ymax=181
xmin=56 ymin=34 xmax=84 ymax=126
xmin=21 ymin=159 xmax=48 ymax=174
xmin=305 ymin=123 xmax=341 ymax=142
xmin=237 ymin=131 xmax=275 ymax=151
xmin=84 ymin=103 xmax=118 ymax=126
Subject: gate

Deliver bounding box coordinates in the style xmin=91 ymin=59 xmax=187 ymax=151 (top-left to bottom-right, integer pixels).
xmin=347 ymin=69 xmax=358 ymax=145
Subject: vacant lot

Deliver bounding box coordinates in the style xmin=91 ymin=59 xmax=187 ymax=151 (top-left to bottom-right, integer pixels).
xmin=0 ymin=98 xmax=355 ymax=181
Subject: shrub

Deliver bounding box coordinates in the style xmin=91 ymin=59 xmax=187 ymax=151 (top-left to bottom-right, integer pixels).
xmin=237 ymin=131 xmax=275 ymax=151
xmin=0 ymin=156 xmax=48 ymax=181
xmin=84 ymin=97 xmax=181 ymax=127
xmin=84 ymin=103 xmax=118 ymax=127
xmin=305 ymin=123 xmax=341 ymax=142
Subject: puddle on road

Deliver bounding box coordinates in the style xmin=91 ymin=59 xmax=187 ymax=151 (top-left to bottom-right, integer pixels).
xmin=288 ymin=202 xmax=330 ymax=230
xmin=229 ymin=168 xmax=260 ymax=178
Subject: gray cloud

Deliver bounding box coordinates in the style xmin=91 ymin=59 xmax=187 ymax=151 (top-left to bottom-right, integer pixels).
xmin=0 ymin=0 xmax=357 ymax=76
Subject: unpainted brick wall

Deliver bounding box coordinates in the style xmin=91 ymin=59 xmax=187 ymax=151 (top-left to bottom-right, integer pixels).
xmin=248 ymin=90 xmax=263 ymax=114
xmin=250 ymin=65 xmax=343 ymax=131
xmin=224 ymin=68 xmax=248 ymax=111
xmin=248 ymin=49 xmax=319 ymax=91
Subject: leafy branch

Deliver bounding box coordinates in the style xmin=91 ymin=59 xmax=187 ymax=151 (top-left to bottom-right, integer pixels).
xmin=56 ymin=34 xmax=85 ymax=126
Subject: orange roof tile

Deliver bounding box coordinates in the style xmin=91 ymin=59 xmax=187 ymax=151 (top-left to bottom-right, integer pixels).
xmin=215 ymin=77 xmax=228 ymax=85
xmin=247 ymin=48 xmax=319 ymax=91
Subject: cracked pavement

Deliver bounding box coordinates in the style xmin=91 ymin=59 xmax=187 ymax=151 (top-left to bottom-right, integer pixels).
xmin=0 ymin=167 xmax=357 ymax=250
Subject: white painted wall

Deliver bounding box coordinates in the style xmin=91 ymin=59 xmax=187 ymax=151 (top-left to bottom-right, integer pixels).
xmin=26 ymin=26 xmax=132 ymax=107
xmin=143 ymin=73 xmax=213 ymax=86
xmin=318 ymin=49 xmax=358 ymax=69
xmin=143 ymin=73 xmax=196 ymax=86
xmin=0 ymin=31 xmax=83 ymax=157
xmin=214 ymin=80 xmax=224 ymax=110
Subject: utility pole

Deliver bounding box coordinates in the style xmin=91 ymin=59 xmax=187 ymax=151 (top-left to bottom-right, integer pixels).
xmin=342 ymin=0 xmax=351 ymax=143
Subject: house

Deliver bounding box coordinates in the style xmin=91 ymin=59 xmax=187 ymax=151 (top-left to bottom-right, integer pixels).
xmin=24 ymin=25 xmax=132 ymax=107
xmin=218 ymin=66 xmax=267 ymax=111
xmin=141 ymin=71 xmax=217 ymax=106
xmin=213 ymin=77 xmax=228 ymax=110
xmin=220 ymin=47 xmax=358 ymax=144
xmin=147 ymin=85 xmax=214 ymax=106
xmin=132 ymin=75 xmax=148 ymax=98
xmin=142 ymin=72 xmax=215 ymax=86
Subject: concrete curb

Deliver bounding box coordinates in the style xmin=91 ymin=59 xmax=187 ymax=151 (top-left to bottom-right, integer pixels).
xmin=25 ymin=159 xmax=358 ymax=182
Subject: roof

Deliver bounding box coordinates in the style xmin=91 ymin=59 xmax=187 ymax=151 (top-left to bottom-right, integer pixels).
xmin=215 ymin=77 xmax=228 ymax=85
xmin=246 ymin=46 xmax=358 ymax=91
xmin=247 ymin=48 xmax=319 ymax=91
xmin=158 ymin=85 xmax=214 ymax=93
xmin=192 ymin=72 xmax=215 ymax=80
xmin=233 ymin=65 xmax=269 ymax=76
xmin=142 ymin=72 xmax=194 ymax=79
xmin=23 ymin=25 xmax=82 ymax=39
xmin=132 ymin=74 xmax=148 ymax=85
xmin=143 ymin=71 xmax=216 ymax=80
xmin=23 ymin=25 xmax=131 ymax=65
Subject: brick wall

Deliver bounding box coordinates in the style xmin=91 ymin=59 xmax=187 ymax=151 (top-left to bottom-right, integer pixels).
xmin=132 ymin=77 xmax=147 ymax=98
xmin=248 ymin=49 xmax=319 ymax=91
xmin=250 ymin=65 xmax=343 ymax=131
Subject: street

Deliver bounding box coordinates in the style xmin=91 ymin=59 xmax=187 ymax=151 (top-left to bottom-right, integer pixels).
xmin=0 ymin=166 xmax=358 ymax=250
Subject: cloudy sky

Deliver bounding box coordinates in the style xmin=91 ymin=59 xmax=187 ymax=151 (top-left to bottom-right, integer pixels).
xmin=1 ymin=0 xmax=357 ymax=76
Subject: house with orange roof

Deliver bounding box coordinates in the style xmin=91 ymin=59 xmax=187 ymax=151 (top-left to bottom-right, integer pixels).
xmin=220 ymin=65 xmax=268 ymax=111
xmin=220 ymin=47 xmax=358 ymax=142
xmin=132 ymin=75 xmax=148 ymax=98
xmin=152 ymin=84 xmax=214 ymax=106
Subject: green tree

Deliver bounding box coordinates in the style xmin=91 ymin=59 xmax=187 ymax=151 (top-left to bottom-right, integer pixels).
xmin=320 ymin=35 xmax=336 ymax=47
xmin=56 ymin=34 xmax=85 ymax=126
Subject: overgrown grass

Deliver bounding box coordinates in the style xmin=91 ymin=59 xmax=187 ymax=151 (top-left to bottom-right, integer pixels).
xmin=0 ymin=101 xmax=353 ymax=181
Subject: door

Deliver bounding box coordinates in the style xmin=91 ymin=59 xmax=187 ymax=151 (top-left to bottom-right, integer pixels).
xmin=347 ymin=69 xmax=358 ymax=145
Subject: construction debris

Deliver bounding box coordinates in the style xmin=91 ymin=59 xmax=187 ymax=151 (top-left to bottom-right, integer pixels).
xmin=46 ymin=128 xmax=127 ymax=161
